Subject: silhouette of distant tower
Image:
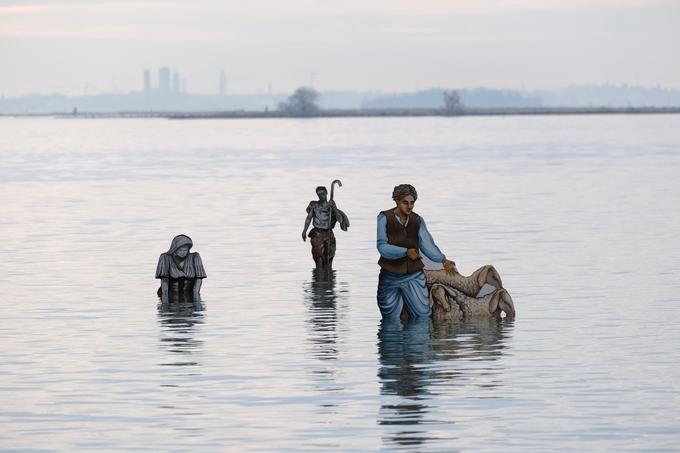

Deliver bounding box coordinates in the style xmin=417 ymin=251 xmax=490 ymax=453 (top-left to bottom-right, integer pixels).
xmin=143 ymin=69 xmax=151 ymax=94
xmin=159 ymin=66 xmax=171 ymax=94
xmin=172 ymin=71 xmax=180 ymax=94
xmin=219 ymin=69 xmax=227 ymax=96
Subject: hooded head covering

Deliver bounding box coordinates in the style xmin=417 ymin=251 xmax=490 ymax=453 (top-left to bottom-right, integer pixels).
xmin=156 ymin=234 xmax=206 ymax=280
xmin=168 ymin=234 xmax=193 ymax=254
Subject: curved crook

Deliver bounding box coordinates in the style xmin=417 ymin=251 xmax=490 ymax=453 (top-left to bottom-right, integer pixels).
xmin=330 ymin=179 xmax=342 ymax=201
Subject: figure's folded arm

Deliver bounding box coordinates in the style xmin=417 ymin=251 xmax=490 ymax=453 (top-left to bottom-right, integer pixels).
xmin=418 ymin=218 xmax=446 ymax=263
xmin=377 ymin=213 xmax=407 ymax=259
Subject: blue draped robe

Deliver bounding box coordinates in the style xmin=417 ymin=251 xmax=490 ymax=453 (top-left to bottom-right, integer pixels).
xmin=376 ymin=213 xmax=446 ymax=320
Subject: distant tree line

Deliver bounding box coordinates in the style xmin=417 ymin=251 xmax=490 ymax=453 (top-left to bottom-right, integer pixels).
xmin=6 ymin=84 xmax=680 ymax=115
xmin=275 ymin=86 xmax=467 ymax=116
xmin=360 ymin=88 xmax=542 ymax=109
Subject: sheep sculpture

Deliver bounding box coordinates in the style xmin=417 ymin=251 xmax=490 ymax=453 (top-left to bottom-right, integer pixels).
xmin=424 ymin=264 xmax=516 ymax=321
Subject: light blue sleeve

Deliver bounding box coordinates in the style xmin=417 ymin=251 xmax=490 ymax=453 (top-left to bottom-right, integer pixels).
xmin=419 ymin=217 xmax=446 ymax=263
xmin=377 ymin=213 xmax=408 ymax=260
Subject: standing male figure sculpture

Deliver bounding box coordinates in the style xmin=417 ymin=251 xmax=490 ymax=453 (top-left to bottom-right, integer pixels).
xmin=302 ymin=180 xmax=350 ymax=269
xmin=376 ymin=184 xmax=456 ymax=321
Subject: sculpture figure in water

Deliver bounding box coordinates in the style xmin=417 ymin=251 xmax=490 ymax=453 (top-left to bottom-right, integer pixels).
xmin=301 ymin=180 xmax=350 ymax=270
xmin=376 ymin=184 xmax=456 ymax=321
xmin=155 ymin=234 xmax=207 ymax=305
xmin=376 ymin=184 xmax=515 ymax=321
xmin=425 ymin=266 xmax=515 ymax=320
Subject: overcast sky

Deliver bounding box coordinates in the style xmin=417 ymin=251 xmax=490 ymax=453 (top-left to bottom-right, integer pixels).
xmin=1 ymin=0 xmax=679 ymax=96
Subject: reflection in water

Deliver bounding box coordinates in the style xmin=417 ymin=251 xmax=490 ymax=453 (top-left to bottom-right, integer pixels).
xmin=377 ymin=317 xmax=514 ymax=449
xmin=304 ymin=268 xmax=341 ymax=361
xmin=156 ymin=300 xmax=206 ymax=424
xmin=157 ymin=299 xmax=204 ymax=369
xmin=303 ymin=269 xmax=348 ymax=416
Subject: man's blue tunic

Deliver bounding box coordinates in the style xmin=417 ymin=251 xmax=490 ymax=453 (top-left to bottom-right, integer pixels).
xmin=376 ymin=212 xmax=446 ymax=320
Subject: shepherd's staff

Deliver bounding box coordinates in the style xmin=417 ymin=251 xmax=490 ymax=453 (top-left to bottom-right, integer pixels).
xmin=325 ymin=179 xmax=342 ymax=269
xmin=331 ymin=179 xmax=350 ymax=232
xmin=330 ymin=179 xmax=342 ymax=202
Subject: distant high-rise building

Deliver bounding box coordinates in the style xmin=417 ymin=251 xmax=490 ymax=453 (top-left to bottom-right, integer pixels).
xmin=219 ymin=69 xmax=227 ymax=96
xmin=143 ymin=69 xmax=151 ymax=94
xmin=172 ymin=72 xmax=180 ymax=94
xmin=181 ymin=78 xmax=187 ymax=94
xmin=159 ymin=66 xmax=171 ymax=94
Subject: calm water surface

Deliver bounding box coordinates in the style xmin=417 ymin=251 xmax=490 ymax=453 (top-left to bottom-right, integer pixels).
xmin=1 ymin=115 xmax=679 ymax=451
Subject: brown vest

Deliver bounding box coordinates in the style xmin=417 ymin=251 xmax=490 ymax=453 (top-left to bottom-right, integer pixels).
xmin=378 ymin=209 xmax=424 ymax=275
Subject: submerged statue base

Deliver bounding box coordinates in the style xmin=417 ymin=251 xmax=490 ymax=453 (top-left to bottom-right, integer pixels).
xmin=424 ymin=265 xmax=516 ymax=321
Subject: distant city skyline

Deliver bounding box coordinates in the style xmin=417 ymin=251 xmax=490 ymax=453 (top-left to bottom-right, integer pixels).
xmin=1 ymin=0 xmax=679 ymax=96
xmin=141 ymin=66 xmax=225 ymax=97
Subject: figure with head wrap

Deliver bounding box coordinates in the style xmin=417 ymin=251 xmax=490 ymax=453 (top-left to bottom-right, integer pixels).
xmin=376 ymin=184 xmax=456 ymax=321
xmin=301 ymin=180 xmax=350 ymax=270
xmin=155 ymin=234 xmax=207 ymax=304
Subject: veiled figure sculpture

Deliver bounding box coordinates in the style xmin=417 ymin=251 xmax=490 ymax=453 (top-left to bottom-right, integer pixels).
xmin=155 ymin=234 xmax=207 ymax=305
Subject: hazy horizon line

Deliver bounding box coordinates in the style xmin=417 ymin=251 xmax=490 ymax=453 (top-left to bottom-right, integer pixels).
xmin=4 ymin=82 xmax=680 ymax=100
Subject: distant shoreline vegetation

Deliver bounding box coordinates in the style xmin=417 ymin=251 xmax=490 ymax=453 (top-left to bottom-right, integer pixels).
xmin=2 ymin=84 xmax=680 ymax=116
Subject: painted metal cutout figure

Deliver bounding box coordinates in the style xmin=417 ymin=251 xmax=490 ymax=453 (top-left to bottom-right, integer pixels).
xmin=155 ymin=234 xmax=207 ymax=305
xmin=302 ymin=180 xmax=350 ymax=270
xmin=376 ymin=184 xmax=516 ymax=321
xmin=376 ymin=184 xmax=455 ymax=320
